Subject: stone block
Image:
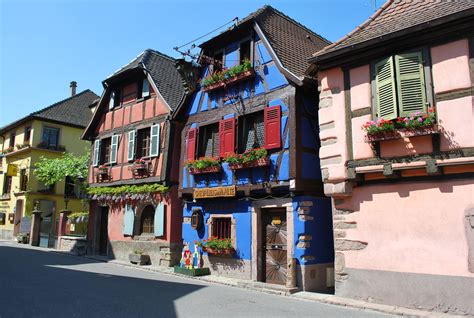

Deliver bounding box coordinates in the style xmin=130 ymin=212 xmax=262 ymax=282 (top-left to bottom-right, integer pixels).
xmin=297 ymin=241 xmax=311 ymax=249
xmin=333 ymin=221 xmax=356 ymax=229
xmin=297 ymin=207 xmax=310 ymax=215
xmin=335 ymin=239 xmax=368 ymax=251
xmin=298 ymin=215 xmax=314 ymax=221
xmin=298 ymin=235 xmax=312 ymax=241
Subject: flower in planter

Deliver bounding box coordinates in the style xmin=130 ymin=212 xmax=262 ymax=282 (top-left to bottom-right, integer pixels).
xmin=362 ymin=118 xmax=395 ymax=135
xmin=134 ymin=158 xmax=147 ymax=165
xmin=186 ymin=156 xmax=220 ymax=170
xmin=395 ymin=108 xmax=436 ymax=130
xmin=202 ymin=59 xmax=253 ymax=88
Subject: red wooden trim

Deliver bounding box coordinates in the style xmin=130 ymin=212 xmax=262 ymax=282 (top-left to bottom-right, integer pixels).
xmin=186 ymin=128 xmax=197 ymax=160
xmin=264 ymin=105 xmax=281 ymax=150
xmin=218 ymin=118 xmax=235 ymax=157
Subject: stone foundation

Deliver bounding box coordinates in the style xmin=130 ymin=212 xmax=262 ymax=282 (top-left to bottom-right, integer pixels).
xmin=296 ymin=263 xmax=334 ymax=292
xmin=202 ymin=256 xmax=252 ymax=280
xmin=59 ymin=236 xmax=87 ymax=255
xmin=109 ymin=240 xmax=181 ymax=267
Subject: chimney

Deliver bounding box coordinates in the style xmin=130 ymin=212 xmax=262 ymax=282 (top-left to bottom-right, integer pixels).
xmin=70 ymin=81 xmax=77 ymax=96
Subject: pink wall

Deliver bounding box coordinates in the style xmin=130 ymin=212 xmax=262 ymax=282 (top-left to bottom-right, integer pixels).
xmin=108 ymin=205 xmax=131 ymax=241
xmin=338 ymin=179 xmax=474 ymax=277
xmin=350 ymin=65 xmax=371 ymax=111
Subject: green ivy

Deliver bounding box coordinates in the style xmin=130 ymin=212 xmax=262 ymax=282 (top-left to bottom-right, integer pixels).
xmin=88 ymin=183 xmax=169 ymax=196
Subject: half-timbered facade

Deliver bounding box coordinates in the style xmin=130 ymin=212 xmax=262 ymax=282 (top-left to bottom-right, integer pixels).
xmin=82 ymin=49 xmax=195 ymax=266
xmin=307 ymin=1 xmax=474 ymax=314
xmin=178 ymin=6 xmax=334 ymax=292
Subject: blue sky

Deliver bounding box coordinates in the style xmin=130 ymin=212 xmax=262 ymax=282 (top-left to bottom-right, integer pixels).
xmin=0 ymin=0 xmax=382 ymax=127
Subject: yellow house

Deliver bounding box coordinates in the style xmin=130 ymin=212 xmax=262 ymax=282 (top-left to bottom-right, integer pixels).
xmin=0 ymin=84 xmax=98 ymax=247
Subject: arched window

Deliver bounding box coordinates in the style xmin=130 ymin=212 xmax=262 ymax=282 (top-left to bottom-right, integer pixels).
xmin=140 ymin=205 xmax=154 ymax=234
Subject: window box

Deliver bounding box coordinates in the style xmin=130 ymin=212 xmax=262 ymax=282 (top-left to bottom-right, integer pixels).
xmin=188 ymin=165 xmax=222 ymax=175
xmin=95 ymin=166 xmax=111 ymax=183
xmin=129 ymin=160 xmax=150 ymax=178
xmin=202 ymin=69 xmax=255 ymax=93
xmin=204 ymin=247 xmax=235 ymax=257
xmin=365 ymin=124 xmax=439 ymax=143
xmin=202 ymin=59 xmax=255 ymax=93
xmin=228 ymin=157 xmax=270 ymax=170
xmin=37 ymin=142 xmax=66 ymax=152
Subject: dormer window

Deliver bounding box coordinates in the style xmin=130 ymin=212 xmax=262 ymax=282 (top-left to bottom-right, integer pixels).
xmin=122 ymin=83 xmax=137 ymax=104
xmin=213 ymin=52 xmax=224 ymax=74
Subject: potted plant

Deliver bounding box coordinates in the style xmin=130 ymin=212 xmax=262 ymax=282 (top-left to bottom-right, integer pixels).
xmin=2 ymin=146 xmax=14 ymax=155
xmin=186 ymin=157 xmax=221 ymax=174
xmin=203 ymin=237 xmax=234 ymax=256
xmin=128 ymin=249 xmax=150 ymax=265
xmin=224 ymin=148 xmax=270 ymax=170
xmin=395 ymin=108 xmax=437 ymax=133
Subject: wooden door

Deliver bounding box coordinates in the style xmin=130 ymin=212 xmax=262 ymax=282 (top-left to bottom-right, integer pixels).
xmin=262 ymin=209 xmax=287 ymax=285
xmin=98 ymin=207 xmax=109 ymax=256
xmin=13 ymin=200 xmax=23 ymax=236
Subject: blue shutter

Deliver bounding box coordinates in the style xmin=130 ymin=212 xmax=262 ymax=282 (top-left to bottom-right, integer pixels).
xmin=154 ymin=202 xmax=165 ymax=237
xmin=122 ymin=204 xmax=134 ymax=236
xmin=110 ymin=135 xmax=119 ymax=164
xmin=150 ymin=124 xmax=160 ymax=157
xmin=93 ymin=139 xmax=101 ymax=167
xmin=127 ymin=130 xmax=136 ymax=161
xmin=142 ymin=79 xmax=150 ymax=98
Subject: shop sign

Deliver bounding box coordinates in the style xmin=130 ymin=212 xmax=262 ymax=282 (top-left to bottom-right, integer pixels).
xmin=7 ymin=164 xmax=18 ymax=176
xmin=194 ymin=186 xmax=236 ymax=199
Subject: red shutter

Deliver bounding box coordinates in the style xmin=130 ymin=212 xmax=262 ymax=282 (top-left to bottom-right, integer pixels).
xmin=218 ymin=118 xmax=235 ymax=157
xmin=186 ymin=128 xmax=197 ymax=160
xmin=264 ymin=105 xmax=281 ymax=150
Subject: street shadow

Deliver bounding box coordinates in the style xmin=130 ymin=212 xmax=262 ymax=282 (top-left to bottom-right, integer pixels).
xmin=0 ymin=245 xmax=205 ymax=318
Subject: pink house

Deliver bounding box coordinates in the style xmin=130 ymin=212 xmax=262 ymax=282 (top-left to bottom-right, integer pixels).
xmin=307 ymin=1 xmax=474 ymax=315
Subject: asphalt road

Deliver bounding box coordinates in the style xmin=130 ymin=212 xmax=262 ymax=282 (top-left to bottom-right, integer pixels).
xmin=0 ymin=241 xmax=392 ymax=318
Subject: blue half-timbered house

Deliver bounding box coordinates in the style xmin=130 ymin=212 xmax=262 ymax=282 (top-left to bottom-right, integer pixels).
xmin=177 ymin=6 xmax=334 ymax=292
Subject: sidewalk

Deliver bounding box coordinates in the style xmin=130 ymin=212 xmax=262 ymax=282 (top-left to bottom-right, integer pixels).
xmin=3 ymin=240 xmax=464 ymax=318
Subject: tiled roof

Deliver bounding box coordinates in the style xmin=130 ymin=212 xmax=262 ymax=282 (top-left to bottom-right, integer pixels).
xmin=107 ymin=49 xmax=187 ymax=110
xmin=314 ymin=0 xmax=474 ymax=58
xmin=200 ymin=5 xmax=331 ymax=79
xmin=0 ymin=89 xmax=98 ymax=134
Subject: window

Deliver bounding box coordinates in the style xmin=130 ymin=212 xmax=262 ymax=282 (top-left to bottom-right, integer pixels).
xmin=212 ymin=217 xmax=231 ymax=239
xmin=42 ymin=127 xmax=59 ymax=147
xmin=19 ymin=169 xmax=28 ymax=192
xmin=239 ymin=111 xmax=264 ymax=152
xmin=239 ymin=40 xmax=251 ymax=63
xmin=140 ymin=205 xmax=155 ymax=234
xmin=122 ymin=83 xmax=137 ymax=104
xmin=198 ymin=123 xmax=219 ymax=158
xmin=24 ymin=127 xmax=31 ymax=144
xmin=38 ymin=181 xmax=54 ymax=193
xmin=9 ymin=133 xmax=15 ymax=148
xmin=3 ymin=175 xmax=12 ymax=194
xmin=213 ymin=52 xmax=224 ymax=74
xmin=136 ymin=128 xmax=151 ymax=158
xmin=374 ymin=52 xmax=428 ymax=120
xmin=64 ymin=176 xmax=77 ymax=197
xmin=100 ymin=138 xmax=111 ymax=164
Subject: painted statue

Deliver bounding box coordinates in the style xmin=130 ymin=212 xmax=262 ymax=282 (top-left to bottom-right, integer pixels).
xmin=180 ymin=242 xmax=193 ymax=269
xmin=193 ymin=244 xmax=202 ymax=269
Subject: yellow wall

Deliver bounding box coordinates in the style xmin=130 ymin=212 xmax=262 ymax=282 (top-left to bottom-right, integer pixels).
xmin=0 ymin=119 xmax=89 ymax=239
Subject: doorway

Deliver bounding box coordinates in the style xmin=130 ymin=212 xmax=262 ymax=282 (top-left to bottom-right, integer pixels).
xmin=13 ymin=200 xmax=23 ymax=236
xmin=261 ymin=208 xmax=288 ymax=285
xmin=98 ymin=206 xmax=109 ymax=256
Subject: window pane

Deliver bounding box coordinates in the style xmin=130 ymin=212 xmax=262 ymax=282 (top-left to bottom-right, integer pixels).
xmin=212 ymin=217 xmax=231 ymax=239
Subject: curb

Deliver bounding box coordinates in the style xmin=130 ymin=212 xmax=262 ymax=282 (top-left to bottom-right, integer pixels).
xmin=2 ymin=241 xmax=465 ymax=317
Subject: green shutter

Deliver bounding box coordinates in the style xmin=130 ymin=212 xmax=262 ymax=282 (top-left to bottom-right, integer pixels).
xmin=123 ymin=204 xmax=134 ymax=236
xmin=127 ymin=130 xmax=135 ymax=161
xmin=374 ymin=57 xmax=397 ymax=120
xmin=154 ymin=202 xmax=165 ymax=237
xmin=395 ymin=52 xmax=427 ymax=117
xmin=93 ymin=139 xmax=101 ymax=167
xmin=110 ymin=135 xmax=119 ymax=164
xmin=150 ymin=124 xmax=160 ymax=157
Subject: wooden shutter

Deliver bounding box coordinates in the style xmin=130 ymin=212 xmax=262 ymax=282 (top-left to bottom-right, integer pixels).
xmin=142 ymin=79 xmax=150 ymax=98
xmin=186 ymin=128 xmax=197 ymax=160
xmin=127 ymin=130 xmax=136 ymax=161
xmin=150 ymin=124 xmax=160 ymax=157
xmin=93 ymin=139 xmax=101 ymax=167
xmin=374 ymin=57 xmax=397 ymax=120
xmin=264 ymin=106 xmax=281 ymax=150
xmin=109 ymin=92 xmax=115 ymax=110
xmin=154 ymin=202 xmax=165 ymax=237
xmin=395 ymin=52 xmax=427 ymax=117
xmin=110 ymin=135 xmax=119 ymax=164
xmin=218 ymin=118 xmax=235 ymax=157
xmin=122 ymin=204 xmax=134 ymax=236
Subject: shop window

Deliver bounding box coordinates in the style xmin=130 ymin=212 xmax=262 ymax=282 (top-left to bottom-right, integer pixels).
xmin=42 ymin=126 xmax=59 ymax=147
xmin=198 ymin=123 xmax=219 ymax=158
xmin=140 ymin=205 xmax=155 ymax=234
xmin=19 ymin=169 xmax=28 ymax=192
xmin=212 ymin=217 xmax=231 ymax=239
xmin=239 ymin=40 xmax=251 ymax=63
xmin=239 ymin=111 xmax=264 ymax=152
xmin=136 ymin=128 xmax=151 ymax=158
xmin=24 ymin=127 xmax=31 ymax=144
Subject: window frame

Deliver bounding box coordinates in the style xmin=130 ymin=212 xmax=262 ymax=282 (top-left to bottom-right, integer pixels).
xmin=19 ymin=169 xmax=28 ymax=192
xmin=370 ymin=47 xmax=434 ymax=120
xmin=100 ymin=137 xmax=112 ymax=165
xmin=24 ymin=126 xmax=31 ymax=144
xmin=238 ymin=110 xmax=265 ymax=153
xmin=3 ymin=175 xmax=12 ymax=194
xmin=9 ymin=132 xmax=16 ymax=148
xmin=197 ymin=122 xmax=220 ymax=158
xmin=140 ymin=206 xmax=155 ymax=235
xmin=207 ymin=214 xmax=236 ymax=248
xmin=42 ymin=126 xmax=60 ymax=148
xmin=136 ymin=128 xmax=151 ymax=159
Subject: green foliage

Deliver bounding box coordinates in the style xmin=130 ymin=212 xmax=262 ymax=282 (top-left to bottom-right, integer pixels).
xmin=185 ymin=157 xmax=220 ymax=170
xmin=34 ymin=150 xmax=90 ymax=186
xmin=202 ymin=59 xmax=253 ymax=87
xmin=223 ymin=148 xmax=267 ymax=164
xmin=88 ymin=183 xmax=169 ymax=196
xmin=204 ymin=237 xmax=233 ymax=249
xmin=67 ymin=211 xmax=89 ymax=219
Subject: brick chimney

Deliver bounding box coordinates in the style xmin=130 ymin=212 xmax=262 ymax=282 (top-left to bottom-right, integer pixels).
xmin=70 ymin=81 xmax=77 ymax=96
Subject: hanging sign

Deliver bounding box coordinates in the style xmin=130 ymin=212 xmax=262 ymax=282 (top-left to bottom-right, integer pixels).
xmin=7 ymin=164 xmax=18 ymax=176
xmin=193 ymin=186 xmax=236 ymax=199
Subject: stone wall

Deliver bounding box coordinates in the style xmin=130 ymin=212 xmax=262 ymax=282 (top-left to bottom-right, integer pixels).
xmin=109 ymin=240 xmax=181 ymax=267
xmin=59 ymin=236 xmax=87 ymax=256
xmin=0 ymin=229 xmax=13 ymax=240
